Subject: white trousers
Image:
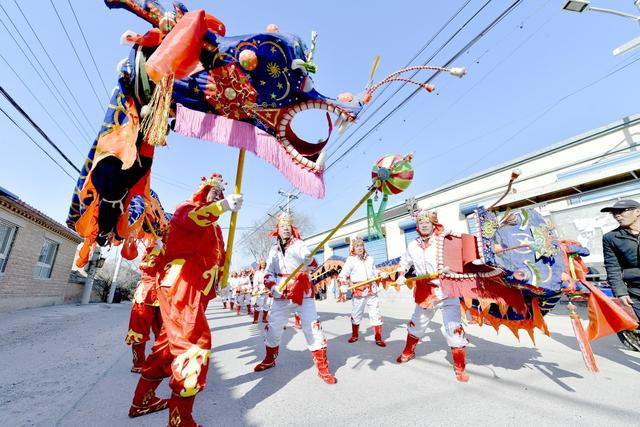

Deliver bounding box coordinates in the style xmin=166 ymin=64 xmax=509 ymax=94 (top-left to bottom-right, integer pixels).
xmin=236 ymin=294 xmax=250 ymax=307
xmin=407 ymin=296 xmax=467 ymax=348
xmin=255 ymin=295 xmax=270 ymax=312
xmin=264 ymin=297 xmax=327 ymax=351
xmin=351 ymin=295 xmax=382 ymax=326
xmin=219 ymin=286 xmax=229 ymax=302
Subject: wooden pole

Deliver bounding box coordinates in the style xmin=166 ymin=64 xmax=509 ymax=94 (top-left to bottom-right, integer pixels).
xmin=220 ymin=149 xmax=246 ymax=288
xmin=277 ymin=187 xmax=376 ymax=292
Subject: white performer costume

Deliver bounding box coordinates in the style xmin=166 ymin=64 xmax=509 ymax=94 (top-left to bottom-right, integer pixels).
xmin=338 ymin=237 xmax=386 ymax=346
xmin=254 ymin=212 xmax=336 ymax=384
xmin=396 ymin=209 xmax=469 ymax=382
xmin=252 ymin=262 xmax=270 ymax=323
xmin=228 ymin=274 xmax=239 ymax=310
xmin=236 ymin=273 xmax=252 ymax=315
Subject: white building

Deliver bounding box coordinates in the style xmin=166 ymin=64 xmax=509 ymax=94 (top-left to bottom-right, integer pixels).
xmin=305 ymin=113 xmax=640 ymax=276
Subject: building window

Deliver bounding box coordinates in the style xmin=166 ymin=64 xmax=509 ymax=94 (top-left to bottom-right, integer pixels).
xmin=404 ymin=226 xmax=417 ymax=247
xmin=466 ymin=213 xmax=479 ymax=235
xmin=33 ymin=239 xmax=58 ymax=279
xmin=0 ymin=220 xmax=18 ymax=273
xmin=314 ymin=249 xmax=325 ymax=265
xmin=365 ymin=236 xmax=388 ymax=262
xmin=332 ymin=243 xmax=349 ymax=259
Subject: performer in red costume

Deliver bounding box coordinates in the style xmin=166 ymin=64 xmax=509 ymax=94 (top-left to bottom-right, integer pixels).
xmin=128 ymin=174 xmax=243 ymax=426
xmin=395 ymin=209 xmax=470 ymax=382
xmin=254 ymin=212 xmax=337 ymax=384
xmin=125 ymin=239 xmax=164 ymax=373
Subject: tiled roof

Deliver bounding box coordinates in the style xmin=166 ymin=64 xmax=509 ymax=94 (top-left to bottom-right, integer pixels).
xmin=0 ymin=186 xmax=82 ymax=243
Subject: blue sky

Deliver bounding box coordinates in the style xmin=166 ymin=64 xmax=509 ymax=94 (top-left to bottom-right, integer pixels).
xmin=1 ymin=0 xmax=640 ymax=266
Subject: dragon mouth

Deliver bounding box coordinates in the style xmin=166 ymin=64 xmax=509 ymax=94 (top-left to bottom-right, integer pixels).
xmin=277 ymin=100 xmax=356 ymax=172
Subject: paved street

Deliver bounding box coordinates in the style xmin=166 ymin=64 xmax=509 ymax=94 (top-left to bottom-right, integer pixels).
xmin=1 ymin=292 xmax=638 ymax=427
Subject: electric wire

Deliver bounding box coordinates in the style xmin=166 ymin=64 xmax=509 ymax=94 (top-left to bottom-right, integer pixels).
xmin=0 ymin=5 xmax=95 ymax=140
xmin=7 ymin=1 xmax=99 ymax=131
xmin=0 ymin=105 xmax=76 ymax=181
xmin=46 ymin=0 xmax=108 ymax=111
xmin=65 ymin=0 xmax=111 ymax=99
xmin=0 ymin=85 xmax=81 ymax=174
xmin=0 ymin=53 xmax=86 ymax=157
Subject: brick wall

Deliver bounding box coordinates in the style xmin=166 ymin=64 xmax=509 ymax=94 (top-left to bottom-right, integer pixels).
xmin=0 ymin=206 xmax=82 ymax=312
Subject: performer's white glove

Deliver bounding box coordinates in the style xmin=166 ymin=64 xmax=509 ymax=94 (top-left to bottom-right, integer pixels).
xmin=303 ymin=255 xmax=314 ymax=266
xmin=339 ymin=284 xmax=348 ymax=293
xmin=395 ymin=275 xmax=406 ymax=286
xmin=380 ymin=271 xmax=390 ymax=279
xmin=270 ymin=284 xmax=282 ymax=298
xmin=221 ymin=193 xmax=243 ymax=212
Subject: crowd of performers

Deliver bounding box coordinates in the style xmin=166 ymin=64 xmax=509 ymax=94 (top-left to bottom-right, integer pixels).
xmin=121 ymin=174 xmax=637 ymax=426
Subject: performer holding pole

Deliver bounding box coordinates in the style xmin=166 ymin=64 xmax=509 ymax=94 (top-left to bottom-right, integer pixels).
xmin=395 ymin=209 xmax=469 ymax=382
xmin=128 ymin=174 xmax=243 ymax=425
xmin=254 ymin=211 xmax=337 ymax=384
xmin=338 ymin=237 xmax=387 ymax=346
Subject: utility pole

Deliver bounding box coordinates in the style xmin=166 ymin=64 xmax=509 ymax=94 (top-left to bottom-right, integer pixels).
xmin=81 ymin=248 xmax=102 ymax=305
xmin=278 ymin=189 xmax=299 ymax=213
xmin=107 ymin=248 xmax=123 ymax=304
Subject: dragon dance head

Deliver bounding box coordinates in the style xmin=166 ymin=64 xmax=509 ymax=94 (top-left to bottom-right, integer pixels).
xmin=107 ymin=0 xmax=363 ymax=198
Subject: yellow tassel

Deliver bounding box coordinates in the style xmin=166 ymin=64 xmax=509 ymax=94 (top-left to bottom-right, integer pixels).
xmin=141 ymin=74 xmax=174 ymax=146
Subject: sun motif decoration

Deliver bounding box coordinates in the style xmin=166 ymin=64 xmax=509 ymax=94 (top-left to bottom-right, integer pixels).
xmin=266 ymin=62 xmax=281 ymax=78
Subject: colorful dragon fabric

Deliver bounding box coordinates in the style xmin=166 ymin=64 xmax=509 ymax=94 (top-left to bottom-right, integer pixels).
xmin=468 ymin=206 xmax=637 ymax=341
xmin=67 ymin=0 xmax=364 ymax=261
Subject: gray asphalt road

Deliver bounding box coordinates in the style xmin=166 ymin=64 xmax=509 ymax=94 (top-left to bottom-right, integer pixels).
xmin=1 ymin=292 xmax=638 ymax=427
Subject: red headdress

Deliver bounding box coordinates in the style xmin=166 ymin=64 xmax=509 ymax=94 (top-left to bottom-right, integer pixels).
xmin=270 ymin=211 xmax=301 ymax=239
xmin=413 ymin=208 xmax=444 ymax=236
xmin=191 ymin=173 xmax=225 ymax=206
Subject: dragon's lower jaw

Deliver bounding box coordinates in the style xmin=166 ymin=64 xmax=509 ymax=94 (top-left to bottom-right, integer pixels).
xmin=277 ymin=100 xmax=356 ymax=172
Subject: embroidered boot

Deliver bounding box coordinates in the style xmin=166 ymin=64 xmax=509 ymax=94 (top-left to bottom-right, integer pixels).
xmin=396 ymin=333 xmax=419 ymax=363
xmin=254 ymin=345 xmax=279 ymax=372
xmin=128 ymin=376 xmax=168 ymax=417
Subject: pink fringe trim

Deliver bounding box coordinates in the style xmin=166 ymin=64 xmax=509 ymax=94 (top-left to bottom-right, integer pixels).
xmin=174 ymin=104 xmax=325 ymax=198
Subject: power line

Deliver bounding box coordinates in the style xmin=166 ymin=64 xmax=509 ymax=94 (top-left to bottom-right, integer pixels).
xmin=240 ymin=0 xmax=524 ymax=251
xmin=3 ymin=1 xmax=97 ymax=136
xmin=65 ymin=0 xmax=111 ymax=99
xmin=326 ymin=0 xmax=494 ymax=160
xmin=0 ymin=53 xmax=85 ymax=157
xmin=46 ymin=0 xmax=108 ymax=110
xmin=0 ymin=85 xmax=81 ymax=174
xmin=325 ymin=0 xmax=524 ymax=171
xmin=449 ymin=55 xmax=640 ymax=180
xmin=235 ymin=1 xmax=487 ymax=248
xmin=0 ymin=5 xmax=94 ymax=141
xmin=0 ymin=105 xmax=76 ymax=181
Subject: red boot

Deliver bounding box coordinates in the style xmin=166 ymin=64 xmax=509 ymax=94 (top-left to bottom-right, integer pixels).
xmin=236 ymin=304 xmax=241 ymax=316
xmin=348 ymin=323 xmax=359 ymax=343
xmin=262 ymin=310 xmax=269 ymax=323
xmin=168 ymin=393 xmax=200 ymax=427
xmin=374 ymin=325 xmax=386 ymax=347
xmin=128 ymin=376 xmax=169 ymax=417
xmin=311 ymin=348 xmax=337 ymax=384
xmin=229 ymin=301 xmax=235 ymax=311
xmin=451 ymin=347 xmax=469 ymax=382
xmin=252 ymin=309 xmax=260 ymax=324
xmin=294 ymin=313 xmax=301 ymax=329
xmin=222 ymin=301 xmax=227 ymax=309
xmin=254 ymin=345 xmax=279 ymax=372
xmin=131 ymin=342 xmax=146 ymax=373
xmin=396 ymin=333 xmax=419 ymax=363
